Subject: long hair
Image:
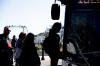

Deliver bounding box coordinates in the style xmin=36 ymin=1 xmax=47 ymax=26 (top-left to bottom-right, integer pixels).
xmin=23 ymin=33 xmax=35 ymax=49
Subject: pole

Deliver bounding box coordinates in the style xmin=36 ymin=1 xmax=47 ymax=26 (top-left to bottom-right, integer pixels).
xmin=63 ymin=5 xmax=72 ymax=59
xmin=41 ymin=43 xmax=45 ymax=60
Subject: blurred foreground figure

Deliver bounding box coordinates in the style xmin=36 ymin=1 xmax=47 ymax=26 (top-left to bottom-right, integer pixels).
xmin=0 ymin=26 xmax=13 ymax=66
xmin=19 ymin=33 xmax=41 ymax=66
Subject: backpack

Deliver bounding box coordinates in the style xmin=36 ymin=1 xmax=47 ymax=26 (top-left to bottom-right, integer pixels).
xmin=42 ymin=37 xmax=51 ymax=53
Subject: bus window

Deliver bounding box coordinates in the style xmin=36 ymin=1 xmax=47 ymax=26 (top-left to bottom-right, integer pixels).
xmin=63 ymin=9 xmax=100 ymax=66
xmin=71 ymin=10 xmax=100 ymax=52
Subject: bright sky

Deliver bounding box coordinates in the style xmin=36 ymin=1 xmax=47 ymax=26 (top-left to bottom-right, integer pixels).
xmin=0 ymin=0 xmax=65 ymax=38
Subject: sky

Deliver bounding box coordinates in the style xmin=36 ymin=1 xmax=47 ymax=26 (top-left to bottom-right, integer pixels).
xmin=0 ymin=0 xmax=65 ymax=38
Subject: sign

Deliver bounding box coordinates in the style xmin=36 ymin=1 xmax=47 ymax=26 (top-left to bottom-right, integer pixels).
xmin=60 ymin=0 xmax=100 ymax=9
xmin=78 ymin=0 xmax=100 ymax=4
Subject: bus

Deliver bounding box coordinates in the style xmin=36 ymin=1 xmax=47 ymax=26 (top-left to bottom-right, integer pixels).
xmin=52 ymin=0 xmax=100 ymax=66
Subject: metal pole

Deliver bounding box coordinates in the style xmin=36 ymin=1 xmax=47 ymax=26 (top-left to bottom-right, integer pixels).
xmin=63 ymin=5 xmax=72 ymax=59
xmin=41 ymin=44 xmax=45 ymax=60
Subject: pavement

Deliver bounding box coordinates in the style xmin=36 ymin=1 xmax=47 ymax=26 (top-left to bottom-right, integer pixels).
xmin=13 ymin=50 xmax=62 ymax=66
xmin=13 ymin=50 xmax=76 ymax=66
xmin=13 ymin=56 xmax=62 ymax=66
xmin=40 ymin=56 xmax=77 ymax=66
xmin=40 ymin=56 xmax=62 ymax=66
xmin=38 ymin=50 xmax=62 ymax=66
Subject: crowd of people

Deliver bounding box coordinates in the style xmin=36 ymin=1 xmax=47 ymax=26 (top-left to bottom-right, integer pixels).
xmin=0 ymin=22 xmax=62 ymax=66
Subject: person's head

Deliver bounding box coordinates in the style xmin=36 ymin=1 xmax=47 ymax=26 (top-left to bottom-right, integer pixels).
xmin=25 ymin=33 xmax=34 ymax=43
xmin=23 ymin=33 xmax=36 ymax=50
xmin=3 ymin=26 xmax=11 ymax=37
xmin=13 ymin=35 xmax=16 ymax=39
xmin=51 ymin=22 xmax=61 ymax=33
xmin=19 ymin=32 xmax=26 ymax=40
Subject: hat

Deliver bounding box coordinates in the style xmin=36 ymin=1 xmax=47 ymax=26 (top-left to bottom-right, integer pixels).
xmin=4 ymin=26 xmax=11 ymax=32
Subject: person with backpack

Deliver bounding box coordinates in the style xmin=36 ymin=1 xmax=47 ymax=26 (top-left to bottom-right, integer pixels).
xmin=0 ymin=26 xmax=13 ymax=66
xmin=43 ymin=22 xmax=62 ymax=66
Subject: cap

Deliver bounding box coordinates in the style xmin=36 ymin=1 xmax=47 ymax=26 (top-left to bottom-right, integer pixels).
xmin=4 ymin=26 xmax=11 ymax=32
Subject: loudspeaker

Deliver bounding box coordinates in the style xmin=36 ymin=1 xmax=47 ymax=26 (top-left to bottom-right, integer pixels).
xmin=51 ymin=4 xmax=60 ymax=20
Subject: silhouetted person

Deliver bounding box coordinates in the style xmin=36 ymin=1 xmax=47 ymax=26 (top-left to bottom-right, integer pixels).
xmin=19 ymin=33 xmax=41 ymax=66
xmin=43 ymin=22 xmax=61 ymax=66
xmin=0 ymin=26 xmax=13 ymax=66
xmin=15 ymin=32 xmax=26 ymax=66
xmin=11 ymin=35 xmax=17 ymax=50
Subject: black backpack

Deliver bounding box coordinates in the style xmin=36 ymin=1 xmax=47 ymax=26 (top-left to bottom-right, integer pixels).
xmin=42 ymin=37 xmax=51 ymax=53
